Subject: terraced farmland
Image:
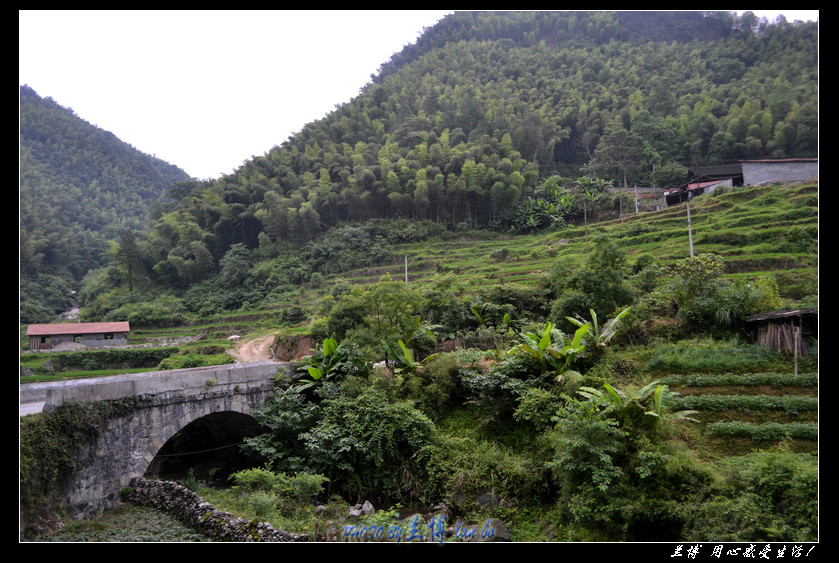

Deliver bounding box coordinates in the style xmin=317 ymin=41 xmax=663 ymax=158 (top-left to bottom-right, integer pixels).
xmin=322 ymin=183 xmax=817 ymax=298
xmin=662 ymin=370 xmax=818 ymax=457
xmin=103 ymin=182 xmax=815 ymax=353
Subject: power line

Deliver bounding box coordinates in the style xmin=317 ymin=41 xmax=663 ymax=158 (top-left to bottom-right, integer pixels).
xmin=154 ymin=441 xmax=245 ymax=458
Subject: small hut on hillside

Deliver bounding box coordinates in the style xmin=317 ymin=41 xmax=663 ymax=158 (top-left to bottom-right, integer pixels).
xmin=745 ymin=309 xmax=817 ymax=358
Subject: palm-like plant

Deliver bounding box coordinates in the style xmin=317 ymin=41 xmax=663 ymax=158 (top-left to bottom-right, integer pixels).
xmin=383 ymin=339 xmax=424 ymax=374
xmin=512 ymin=320 xmax=589 ymax=377
xmin=577 ymin=381 xmax=699 ymax=426
xmin=567 ymin=306 xmax=632 ymax=351
xmin=296 ymin=337 xmax=345 ymax=392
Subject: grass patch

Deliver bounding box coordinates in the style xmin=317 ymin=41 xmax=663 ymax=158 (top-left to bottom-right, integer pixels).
xmin=33 ymin=503 xmax=210 ymax=542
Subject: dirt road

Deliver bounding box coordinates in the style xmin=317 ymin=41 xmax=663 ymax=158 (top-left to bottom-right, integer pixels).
xmin=229 ymin=334 xmax=276 ymax=363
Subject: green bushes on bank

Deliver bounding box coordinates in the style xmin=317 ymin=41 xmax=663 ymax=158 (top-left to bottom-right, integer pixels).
xmin=21 ymin=347 xmax=181 ymax=377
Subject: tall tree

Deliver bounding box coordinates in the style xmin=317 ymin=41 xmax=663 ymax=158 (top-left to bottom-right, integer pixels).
xmin=589 ymin=119 xmax=643 ymax=187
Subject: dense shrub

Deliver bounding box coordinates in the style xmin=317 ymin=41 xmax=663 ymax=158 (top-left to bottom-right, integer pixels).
xmin=670 ymin=395 xmax=818 ymax=414
xmin=660 ymin=371 xmax=818 ymax=388
xmin=231 ymin=466 xmax=329 ymax=504
xmin=102 ymin=293 xmax=186 ymax=327
xmin=681 ymin=448 xmax=818 ymax=541
xmin=299 ymin=388 xmax=435 ymax=503
xmin=242 ymin=390 xmax=322 ymax=475
xmin=374 ymin=352 xmax=465 ymax=419
xmin=664 ymin=254 xmax=783 ymax=334
xmin=301 ymin=223 xmax=392 ymax=275
xmin=417 ymin=433 xmax=546 ymax=513
xmin=156 ymin=352 xmax=233 ymax=370
xmin=705 ymin=422 xmax=818 ymax=441
xmin=550 ymin=235 xmax=635 ymax=325
xmin=773 ymin=270 xmax=818 ymax=302
xmin=458 ymin=352 xmax=543 ymax=426
xmin=643 ymin=338 xmax=797 ymax=374
xmin=536 ymin=390 xmax=724 ymax=540
xmin=24 ymin=347 xmax=182 ymax=374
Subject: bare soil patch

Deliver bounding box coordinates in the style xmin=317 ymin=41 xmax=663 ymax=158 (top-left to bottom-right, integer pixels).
xmin=228 ymin=334 xmax=277 ymax=363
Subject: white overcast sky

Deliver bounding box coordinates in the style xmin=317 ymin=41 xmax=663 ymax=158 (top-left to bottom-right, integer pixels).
xmin=19 ymin=10 xmax=817 ymax=181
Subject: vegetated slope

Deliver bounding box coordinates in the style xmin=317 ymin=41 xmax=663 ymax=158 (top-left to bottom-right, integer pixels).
xmin=111 ymin=11 xmax=816 ymax=302
xmin=331 ymin=183 xmax=818 ymax=297
xmin=19 ymin=85 xmax=191 ymax=235
xmin=22 ymin=184 xmax=818 ymax=542
xmin=647 ymin=343 xmax=818 ymax=458
xmin=90 ymin=181 xmax=817 ymax=373
xmin=19 ymin=85 xmax=193 ymax=323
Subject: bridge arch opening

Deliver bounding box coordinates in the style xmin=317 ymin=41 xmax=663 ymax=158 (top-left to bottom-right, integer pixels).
xmin=145 ymin=411 xmax=266 ymax=484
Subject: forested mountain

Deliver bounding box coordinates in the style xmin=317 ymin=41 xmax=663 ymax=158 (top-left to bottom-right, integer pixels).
xmin=19 ymin=85 xmax=193 ymax=322
xmin=22 ymin=11 xmax=818 ymax=324
xmin=150 ymin=11 xmax=817 ymax=248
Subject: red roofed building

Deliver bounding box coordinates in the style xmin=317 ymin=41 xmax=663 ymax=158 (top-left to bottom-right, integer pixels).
xmin=25 ymin=322 xmax=130 ymax=351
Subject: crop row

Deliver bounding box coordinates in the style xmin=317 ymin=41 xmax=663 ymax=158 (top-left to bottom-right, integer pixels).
xmin=670 ymin=394 xmax=818 ymax=414
xmin=661 ymin=372 xmax=817 ymax=388
xmin=705 ymin=422 xmax=818 ymax=441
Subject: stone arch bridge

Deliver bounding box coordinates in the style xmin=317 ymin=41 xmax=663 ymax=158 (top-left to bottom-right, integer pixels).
xmin=21 ymin=361 xmax=290 ymax=520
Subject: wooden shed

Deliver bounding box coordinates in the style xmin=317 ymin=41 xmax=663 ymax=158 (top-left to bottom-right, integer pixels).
xmin=666 ymin=164 xmax=745 ymax=206
xmin=745 ymin=309 xmax=817 ymax=358
xmin=25 ymin=322 xmax=130 ymax=351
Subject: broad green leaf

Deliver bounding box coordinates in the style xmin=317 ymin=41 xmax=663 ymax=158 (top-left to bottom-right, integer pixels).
xmin=322 ymin=337 xmax=337 ymax=357
xmin=398 ymin=339 xmax=414 ymax=364
xmin=538 ymin=322 xmax=553 ymax=350
xmin=307 ymin=366 xmax=323 ymax=380
xmin=571 ymin=324 xmax=590 ymax=349
xmin=565 ymin=316 xmax=586 ymax=328
xmin=652 ymin=385 xmax=664 ymax=415
xmin=577 ymin=386 xmax=604 ymax=400
xmin=589 ymin=308 xmax=600 ymax=335
xmin=603 ymin=383 xmax=624 ymax=406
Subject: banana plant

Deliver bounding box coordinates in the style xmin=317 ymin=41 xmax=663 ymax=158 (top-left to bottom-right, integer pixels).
xmin=577 ymin=381 xmax=699 ymax=425
xmin=646 ymin=384 xmax=699 ymax=423
xmin=512 ymin=320 xmax=589 ymax=377
xmin=578 ymin=380 xmax=660 ymax=411
xmin=305 ymin=337 xmax=338 ymax=381
xmin=383 ymin=338 xmax=427 ymax=374
xmin=295 ymin=337 xmax=342 ymax=392
xmin=566 ymin=306 xmax=631 ymax=350
xmin=501 ymin=312 xmax=512 ymax=330
xmin=470 ymin=304 xmax=486 ymax=328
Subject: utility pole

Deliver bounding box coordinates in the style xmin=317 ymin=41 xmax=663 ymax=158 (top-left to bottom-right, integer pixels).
xmin=686 ymin=201 xmax=694 ymax=257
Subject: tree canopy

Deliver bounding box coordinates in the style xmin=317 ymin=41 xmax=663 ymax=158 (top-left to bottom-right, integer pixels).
xmin=20 ymin=11 xmax=818 ymax=322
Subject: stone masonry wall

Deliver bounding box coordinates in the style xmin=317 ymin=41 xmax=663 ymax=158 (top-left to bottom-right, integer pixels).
xmin=125 ymin=477 xmax=308 ymax=542
xmin=50 ymin=362 xmax=288 ymax=521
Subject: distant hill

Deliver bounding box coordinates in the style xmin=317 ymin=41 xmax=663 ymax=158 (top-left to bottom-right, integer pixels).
xmin=20 ymin=84 xmax=193 ymax=322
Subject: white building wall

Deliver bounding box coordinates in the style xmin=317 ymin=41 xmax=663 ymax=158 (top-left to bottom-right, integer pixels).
xmin=742 ymin=161 xmax=818 ymax=186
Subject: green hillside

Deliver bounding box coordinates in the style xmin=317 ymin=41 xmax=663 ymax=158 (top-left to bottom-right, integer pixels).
xmin=22 ymin=181 xmax=818 ymax=542
xmin=41 ymin=11 xmax=815 ymax=328
xmin=19 ymin=85 xmax=193 ymax=323
xmin=20 ymin=11 xmax=817 ymax=543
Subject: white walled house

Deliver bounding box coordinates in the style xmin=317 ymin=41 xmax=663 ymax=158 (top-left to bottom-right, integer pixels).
xmin=26 ymin=322 xmax=130 ymax=351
